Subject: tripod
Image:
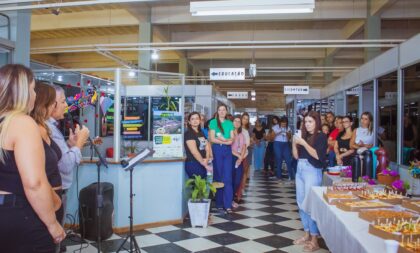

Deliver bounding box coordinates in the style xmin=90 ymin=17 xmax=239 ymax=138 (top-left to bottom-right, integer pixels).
xmin=117 ymin=148 xmax=154 ymax=253
xmin=91 ymin=138 xmax=108 ymax=253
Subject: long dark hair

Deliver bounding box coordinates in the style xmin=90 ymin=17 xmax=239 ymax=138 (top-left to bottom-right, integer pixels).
xmin=30 ymin=81 xmax=56 ymax=136
xmin=338 ymin=115 xmax=353 ymax=139
xmin=233 ymin=115 xmax=242 ymax=134
xmin=272 ymin=116 xmax=280 ymax=126
xmin=361 ymin=111 xmax=373 ymax=135
xmin=187 ymin=111 xmax=202 ymax=136
xmin=216 ymin=104 xmax=228 ymax=135
xmin=301 ymin=111 xmax=321 ymax=146
xmin=241 ymin=112 xmax=250 ymax=130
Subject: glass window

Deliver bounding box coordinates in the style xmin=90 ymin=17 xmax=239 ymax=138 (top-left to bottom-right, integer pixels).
xmin=377 ymin=71 xmax=398 ymax=163
xmin=403 ymin=64 xmax=420 ymax=165
xmin=346 ymin=86 xmax=360 ymax=127
xmin=361 ymin=82 xmax=374 ymax=116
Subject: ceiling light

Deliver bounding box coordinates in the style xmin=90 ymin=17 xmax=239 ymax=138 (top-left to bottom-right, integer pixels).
xmin=251 ymin=90 xmax=256 ymax=96
xmin=57 ymin=75 xmax=63 ymax=82
xmin=151 ymin=50 xmax=159 ymax=60
xmin=128 ymin=71 xmax=136 ymax=77
xmin=190 ymin=0 xmax=315 ymax=16
xmin=251 ymin=97 xmax=256 ymax=101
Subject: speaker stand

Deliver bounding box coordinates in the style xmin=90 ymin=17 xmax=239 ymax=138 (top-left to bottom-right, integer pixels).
xmin=116 ymin=167 xmax=141 ymax=252
xmin=95 ymin=160 xmax=103 ymax=253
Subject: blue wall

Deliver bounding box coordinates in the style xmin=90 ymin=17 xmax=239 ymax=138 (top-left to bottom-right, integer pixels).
xmin=65 ymin=160 xmax=187 ymax=228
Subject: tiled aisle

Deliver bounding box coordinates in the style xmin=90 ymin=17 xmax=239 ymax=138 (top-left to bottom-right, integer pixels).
xmin=63 ymin=172 xmax=330 ymax=253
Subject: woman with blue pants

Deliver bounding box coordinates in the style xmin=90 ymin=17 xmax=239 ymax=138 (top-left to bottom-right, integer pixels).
xmin=292 ymin=111 xmax=328 ymax=252
xmin=272 ymin=117 xmax=294 ymax=180
xmin=252 ymin=120 xmax=266 ymax=171
xmin=209 ymin=105 xmax=234 ymax=213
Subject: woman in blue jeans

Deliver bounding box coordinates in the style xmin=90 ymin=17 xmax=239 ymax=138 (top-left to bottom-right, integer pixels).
xmin=209 ymin=105 xmax=234 ymax=213
xmin=273 ymin=117 xmax=293 ymax=180
xmin=292 ymin=111 xmax=328 ymax=252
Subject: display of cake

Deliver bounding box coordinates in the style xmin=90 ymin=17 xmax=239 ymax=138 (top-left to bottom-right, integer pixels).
xmin=357 ymin=190 xmax=408 ymax=204
xmin=328 ymin=182 xmax=368 ymax=192
xmin=337 ymin=200 xmax=393 ymax=211
xmin=323 ymin=192 xmax=358 ymax=204
xmin=359 ymin=208 xmax=418 ymax=222
xmin=372 ymin=219 xmax=420 ymax=235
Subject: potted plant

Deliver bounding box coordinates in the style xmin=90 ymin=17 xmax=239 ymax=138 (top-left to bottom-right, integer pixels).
xmin=185 ymin=175 xmax=216 ymax=228
xmin=408 ymin=162 xmax=420 ymax=196
xmin=390 ymin=179 xmax=410 ymax=196
xmin=159 ymin=86 xmax=178 ymax=111
xmin=377 ymin=167 xmax=400 ymax=186
xmin=124 ymin=140 xmax=139 ymax=158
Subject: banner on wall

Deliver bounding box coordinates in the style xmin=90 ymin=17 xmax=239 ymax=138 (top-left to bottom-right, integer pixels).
xmin=152 ymin=110 xmax=183 ymax=158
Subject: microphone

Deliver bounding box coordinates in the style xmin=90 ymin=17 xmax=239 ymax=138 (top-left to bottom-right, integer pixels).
xmin=67 ymin=113 xmax=108 ymax=168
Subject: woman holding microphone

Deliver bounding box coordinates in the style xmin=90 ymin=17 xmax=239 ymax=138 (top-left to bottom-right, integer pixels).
xmin=209 ymin=105 xmax=234 ymax=213
xmin=292 ymin=111 xmax=327 ymax=252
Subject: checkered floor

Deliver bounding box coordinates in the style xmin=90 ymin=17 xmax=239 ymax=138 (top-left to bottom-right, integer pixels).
xmin=63 ymin=172 xmax=330 ymax=253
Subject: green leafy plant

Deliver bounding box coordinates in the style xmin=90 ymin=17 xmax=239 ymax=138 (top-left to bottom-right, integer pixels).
xmin=185 ymin=175 xmax=216 ymax=202
xmin=124 ymin=140 xmax=139 ymax=154
xmin=159 ymin=86 xmax=178 ymax=111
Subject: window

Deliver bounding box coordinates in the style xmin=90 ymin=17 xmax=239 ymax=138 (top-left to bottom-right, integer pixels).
xmin=377 ymin=71 xmax=398 ymax=162
xmin=403 ymin=64 xmax=420 ymax=165
xmin=346 ymin=86 xmax=360 ymax=127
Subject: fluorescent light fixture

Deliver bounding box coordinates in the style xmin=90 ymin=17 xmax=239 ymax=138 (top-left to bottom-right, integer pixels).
xmin=190 ymin=0 xmax=314 ymax=16
xmin=251 ymin=90 xmax=256 ymax=96
xmin=57 ymin=75 xmax=63 ymax=82
xmin=251 ymin=97 xmax=256 ymax=101
xmin=128 ymin=71 xmax=136 ymax=77
xmin=151 ymin=50 xmax=159 ymax=60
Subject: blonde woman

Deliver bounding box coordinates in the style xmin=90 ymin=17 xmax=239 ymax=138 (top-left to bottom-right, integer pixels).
xmin=0 ymin=64 xmax=65 ymax=252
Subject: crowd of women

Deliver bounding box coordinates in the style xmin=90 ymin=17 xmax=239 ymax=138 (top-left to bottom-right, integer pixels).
xmin=184 ymin=104 xmax=381 ymax=252
xmin=0 ymin=64 xmax=90 ymax=252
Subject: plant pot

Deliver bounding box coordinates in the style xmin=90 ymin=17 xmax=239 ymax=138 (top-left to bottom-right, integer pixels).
xmin=410 ymin=177 xmax=420 ymax=196
xmin=377 ymin=174 xmax=400 ymax=186
xmin=127 ymin=153 xmax=136 ymax=158
xmin=188 ymin=199 xmax=211 ymax=228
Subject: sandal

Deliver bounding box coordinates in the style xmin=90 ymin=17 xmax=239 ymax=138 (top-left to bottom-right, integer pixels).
xmin=293 ymin=236 xmax=309 ymax=245
xmin=232 ymin=201 xmax=239 ymax=209
xmin=225 ymin=208 xmax=233 ymax=214
xmin=303 ymin=241 xmax=320 ymax=252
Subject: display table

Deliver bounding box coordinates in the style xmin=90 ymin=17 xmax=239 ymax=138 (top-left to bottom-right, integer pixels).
xmin=301 ymin=187 xmax=386 ymax=253
xmin=65 ymin=157 xmax=187 ymax=233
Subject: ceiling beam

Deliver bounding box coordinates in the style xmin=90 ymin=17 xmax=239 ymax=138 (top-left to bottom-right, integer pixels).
xmin=370 ymin=0 xmax=398 ymax=16
xmin=31 ymin=9 xmax=138 ymax=31
xmin=326 ymin=20 xmax=365 ymax=58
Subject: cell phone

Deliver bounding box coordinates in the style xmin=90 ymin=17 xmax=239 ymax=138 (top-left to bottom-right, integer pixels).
xmin=295 ymin=130 xmax=302 ymax=138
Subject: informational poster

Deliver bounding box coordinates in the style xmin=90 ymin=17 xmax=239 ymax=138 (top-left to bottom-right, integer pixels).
xmin=152 ymin=110 xmax=183 ymax=158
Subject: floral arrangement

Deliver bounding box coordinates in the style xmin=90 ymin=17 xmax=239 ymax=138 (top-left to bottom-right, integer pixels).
xmin=391 ymin=179 xmax=410 ymax=191
xmin=359 ymin=175 xmax=376 ymax=185
xmin=381 ymin=166 xmax=399 ymax=177
xmin=409 ymin=162 xmax=420 ymax=179
xmin=340 ymin=166 xmax=352 ymax=178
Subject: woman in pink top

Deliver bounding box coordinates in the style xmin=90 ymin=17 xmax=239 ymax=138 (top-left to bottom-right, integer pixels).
xmin=232 ymin=116 xmax=247 ymax=210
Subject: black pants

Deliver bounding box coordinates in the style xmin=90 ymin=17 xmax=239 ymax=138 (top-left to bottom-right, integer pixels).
xmin=264 ymin=142 xmax=275 ymax=172
xmin=0 ymin=194 xmax=56 ymax=253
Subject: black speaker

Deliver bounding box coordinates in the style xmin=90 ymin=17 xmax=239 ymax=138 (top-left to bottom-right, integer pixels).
xmin=79 ymin=182 xmax=114 ymax=241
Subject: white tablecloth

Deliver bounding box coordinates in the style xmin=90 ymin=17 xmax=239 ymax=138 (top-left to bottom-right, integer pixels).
xmin=301 ymin=187 xmax=386 ymax=253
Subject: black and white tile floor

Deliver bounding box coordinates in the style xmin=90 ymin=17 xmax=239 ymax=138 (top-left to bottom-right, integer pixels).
xmin=63 ymin=172 xmax=330 ymax=253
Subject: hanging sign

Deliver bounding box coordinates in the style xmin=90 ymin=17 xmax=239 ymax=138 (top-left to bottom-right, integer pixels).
xmin=227 ymin=91 xmax=248 ymax=99
xmin=284 ymin=86 xmax=310 ymax=95
xmin=209 ymin=68 xmax=245 ymax=80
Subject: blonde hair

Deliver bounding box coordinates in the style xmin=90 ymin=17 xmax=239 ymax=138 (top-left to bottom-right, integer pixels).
xmin=0 ymin=64 xmax=35 ymax=163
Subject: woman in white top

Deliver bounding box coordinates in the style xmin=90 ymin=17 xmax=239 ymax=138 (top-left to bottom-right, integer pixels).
xmin=351 ymin=111 xmax=374 ymax=150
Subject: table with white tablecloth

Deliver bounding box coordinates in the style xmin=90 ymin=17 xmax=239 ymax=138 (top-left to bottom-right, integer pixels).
xmin=301 ymin=186 xmax=386 ymax=253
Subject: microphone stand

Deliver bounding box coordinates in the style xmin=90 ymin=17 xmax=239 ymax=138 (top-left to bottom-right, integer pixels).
xmin=67 ymin=113 xmax=108 ymax=253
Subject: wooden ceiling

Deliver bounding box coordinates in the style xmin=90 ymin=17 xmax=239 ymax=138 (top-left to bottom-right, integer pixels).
xmin=28 ymin=0 xmax=420 ymax=111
